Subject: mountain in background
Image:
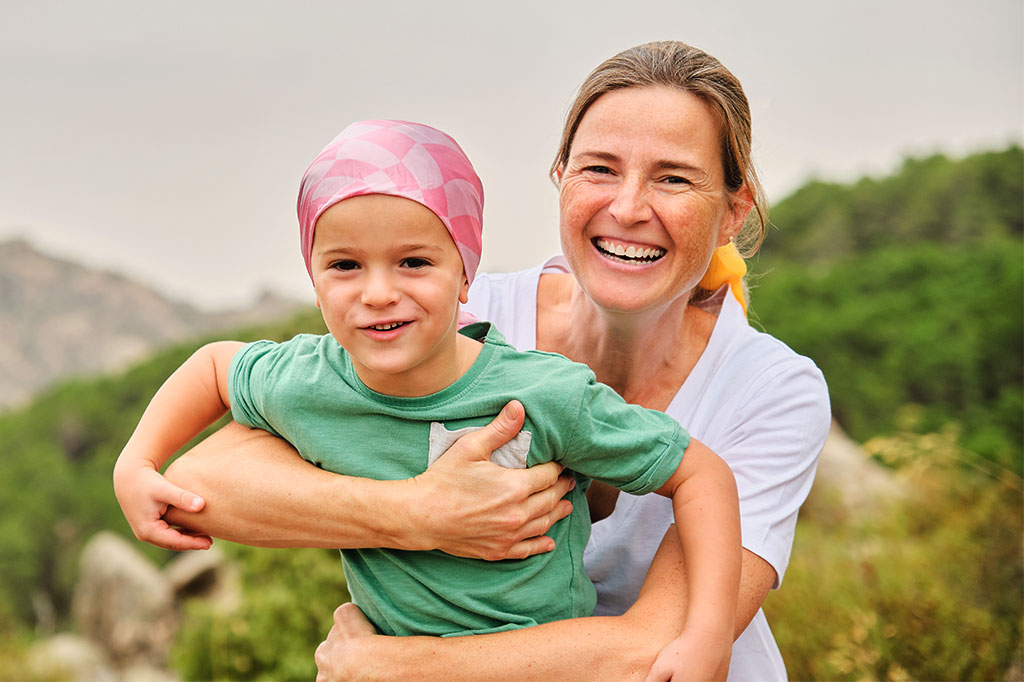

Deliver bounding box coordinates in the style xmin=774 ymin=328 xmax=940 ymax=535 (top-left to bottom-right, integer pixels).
xmin=0 ymin=237 xmax=305 ymax=410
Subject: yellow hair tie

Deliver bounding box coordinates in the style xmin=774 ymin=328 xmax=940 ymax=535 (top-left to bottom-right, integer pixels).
xmin=698 ymin=241 xmax=747 ymax=315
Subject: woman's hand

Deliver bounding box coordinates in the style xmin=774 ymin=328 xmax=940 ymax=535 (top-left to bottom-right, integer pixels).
xmin=643 ymin=628 xmax=732 ymax=682
xmin=315 ymin=603 xmax=381 ymax=682
xmin=112 ymin=458 xmax=212 ymax=551
xmin=407 ymin=400 xmax=576 ymax=560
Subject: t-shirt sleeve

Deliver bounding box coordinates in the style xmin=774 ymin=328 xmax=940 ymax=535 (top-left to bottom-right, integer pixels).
xmin=719 ymin=358 xmax=830 ymax=588
xmin=228 ymin=339 xmax=285 ymax=437
xmin=559 ymin=374 xmax=689 ymax=496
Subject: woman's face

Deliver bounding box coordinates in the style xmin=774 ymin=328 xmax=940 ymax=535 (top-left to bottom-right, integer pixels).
xmin=558 ymin=85 xmax=748 ymax=315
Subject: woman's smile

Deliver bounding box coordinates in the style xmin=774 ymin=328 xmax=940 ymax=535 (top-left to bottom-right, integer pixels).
xmin=592 ymin=237 xmax=667 ymax=264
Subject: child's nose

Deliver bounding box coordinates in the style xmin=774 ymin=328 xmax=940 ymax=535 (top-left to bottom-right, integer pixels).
xmin=361 ymin=270 xmax=400 ymax=307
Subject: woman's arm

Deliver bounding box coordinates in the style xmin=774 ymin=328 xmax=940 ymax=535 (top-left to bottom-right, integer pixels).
xmin=164 ymin=401 xmax=576 ymax=559
xmin=313 ymin=530 xmax=777 ymax=682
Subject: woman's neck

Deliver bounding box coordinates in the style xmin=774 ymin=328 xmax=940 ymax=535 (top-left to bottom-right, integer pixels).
xmin=537 ymin=274 xmax=716 ymax=409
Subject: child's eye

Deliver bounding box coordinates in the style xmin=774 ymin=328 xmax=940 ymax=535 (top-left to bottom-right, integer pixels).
xmin=402 ymin=257 xmax=431 ymax=269
xmin=330 ymin=260 xmax=359 ymax=271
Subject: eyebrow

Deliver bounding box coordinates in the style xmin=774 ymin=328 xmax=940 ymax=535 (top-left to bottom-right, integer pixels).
xmin=573 ymin=150 xmax=708 ymax=175
xmin=315 ymin=242 xmax=447 ymax=257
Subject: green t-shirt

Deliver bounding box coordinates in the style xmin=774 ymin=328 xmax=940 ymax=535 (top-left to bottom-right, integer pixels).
xmin=229 ymin=322 xmax=688 ymax=636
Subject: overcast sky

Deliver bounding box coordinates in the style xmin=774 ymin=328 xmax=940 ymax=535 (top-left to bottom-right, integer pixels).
xmin=1 ymin=0 xmax=1021 ymax=310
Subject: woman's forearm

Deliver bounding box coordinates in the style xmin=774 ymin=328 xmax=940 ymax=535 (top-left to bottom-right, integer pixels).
xmin=164 ymin=402 xmax=575 ymax=557
xmin=359 ymin=616 xmax=664 ymax=682
xmin=318 ymin=531 xmax=690 ymax=682
xmin=163 ymin=421 xmax=416 ymax=548
xmin=319 ymin=531 xmax=777 ymax=682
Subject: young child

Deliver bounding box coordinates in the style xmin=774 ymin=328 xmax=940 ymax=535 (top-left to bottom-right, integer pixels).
xmin=114 ymin=120 xmax=740 ymax=662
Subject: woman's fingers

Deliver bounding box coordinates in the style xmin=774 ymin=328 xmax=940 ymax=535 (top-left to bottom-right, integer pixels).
xmin=333 ymin=602 xmax=378 ymax=636
xmin=441 ymin=400 xmax=527 ymax=463
xmin=519 ymin=474 xmax=575 ymax=533
xmin=315 ymin=603 xmax=378 ymax=682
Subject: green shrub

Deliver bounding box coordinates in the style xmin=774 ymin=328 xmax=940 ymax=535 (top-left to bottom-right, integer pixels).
xmin=172 ymin=544 xmax=349 ymax=681
xmin=765 ymin=426 xmax=1023 ymax=680
xmin=751 ymin=239 xmax=1023 ymax=475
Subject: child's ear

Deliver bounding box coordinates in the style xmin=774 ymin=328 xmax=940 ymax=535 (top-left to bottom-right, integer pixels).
xmin=459 ymin=274 xmax=470 ymax=304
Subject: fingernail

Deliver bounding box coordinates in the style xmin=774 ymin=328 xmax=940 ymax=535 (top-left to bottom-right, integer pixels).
xmin=191 ymin=496 xmax=203 ymax=510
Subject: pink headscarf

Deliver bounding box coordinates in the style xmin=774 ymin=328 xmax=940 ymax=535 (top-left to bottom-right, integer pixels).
xmin=297 ymin=120 xmax=484 ymax=286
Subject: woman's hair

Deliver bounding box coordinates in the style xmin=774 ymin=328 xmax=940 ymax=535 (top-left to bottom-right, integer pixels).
xmin=551 ymin=41 xmax=767 ymax=255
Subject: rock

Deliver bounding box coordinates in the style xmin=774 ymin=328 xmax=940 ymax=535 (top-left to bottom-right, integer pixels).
xmin=27 ymin=633 xmax=117 ymax=682
xmin=811 ymin=420 xmax=905 ymax=515
xmin=164 ymin=544 xmax=240 ymax=612
xmin=72 ymin=532 xmax=177 ymax=668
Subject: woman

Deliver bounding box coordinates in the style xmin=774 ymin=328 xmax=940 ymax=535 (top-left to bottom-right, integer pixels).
xmin=164 ymin=41 xmax=829 ymax=680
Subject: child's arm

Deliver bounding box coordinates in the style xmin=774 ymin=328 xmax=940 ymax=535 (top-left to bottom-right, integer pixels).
xmin=646 ymin=438 xmax=741 ymax=681
xmin=112 ymin=341 xmax=243 ymax=551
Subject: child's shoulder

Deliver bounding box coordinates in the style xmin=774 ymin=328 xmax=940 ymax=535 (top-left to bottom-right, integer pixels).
xmin=476 ymin=322 xmax=597 ymax=392
xmin=236 ymin=333 xmax=340 ymax=366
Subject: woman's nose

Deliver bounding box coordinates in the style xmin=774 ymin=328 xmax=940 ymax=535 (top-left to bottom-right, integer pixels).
xmin=361 ymin=270 xmax=400 ymax=307
xmin=607 ymin=177 xmax=653 ymax=226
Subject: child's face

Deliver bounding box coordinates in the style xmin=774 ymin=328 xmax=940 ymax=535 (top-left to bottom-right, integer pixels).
xmin=310 ymin=194 xmax=470 ymax=396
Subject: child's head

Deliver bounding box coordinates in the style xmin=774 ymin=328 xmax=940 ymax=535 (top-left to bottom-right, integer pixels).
xmin=296 ymin=121 xmax=485 ymax=395
xmin=297 ymin=120 xmax=483 ymax=287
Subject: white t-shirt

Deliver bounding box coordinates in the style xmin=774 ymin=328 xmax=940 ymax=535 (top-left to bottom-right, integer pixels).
xmin=464 ymin=256 xmax=831 ymax=682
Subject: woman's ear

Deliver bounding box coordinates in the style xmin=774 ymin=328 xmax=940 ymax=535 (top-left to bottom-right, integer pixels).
xmin=719 ymin=185 xmax=754 ymax=246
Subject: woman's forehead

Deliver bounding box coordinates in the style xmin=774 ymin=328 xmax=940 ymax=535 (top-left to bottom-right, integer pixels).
xmin=572 ymin=86 xmax=723 ymax=174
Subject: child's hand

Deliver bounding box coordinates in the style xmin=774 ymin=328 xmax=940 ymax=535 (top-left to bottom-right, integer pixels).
xmin=643 ymin=627 xmax=732 ymax=682
xmin=113 ymin=460 xmax=212 ymax=551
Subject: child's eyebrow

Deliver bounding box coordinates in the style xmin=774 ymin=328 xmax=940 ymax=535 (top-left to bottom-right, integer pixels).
xmin=316 ymin=246 xmax=358 ymax=257
xmin=395 ymin=243 xmax=446 ymax=252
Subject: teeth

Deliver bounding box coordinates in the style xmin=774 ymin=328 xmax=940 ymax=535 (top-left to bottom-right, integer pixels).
xmin=595 ymin=239 xmax=666 ymax=262
xmin=371 ymin=322 xmax=404 ymax=331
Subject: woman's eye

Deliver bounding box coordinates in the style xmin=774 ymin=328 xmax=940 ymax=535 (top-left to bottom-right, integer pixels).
xmin=330 ymin=260 xmax=359 ymax=271
xmin=662 ymin=175 xmax=691 ymax=185
xmin=583 ymin=165 xmax=613 ymax=175
xmin=402 ymin=257 xmax=430 ymax=269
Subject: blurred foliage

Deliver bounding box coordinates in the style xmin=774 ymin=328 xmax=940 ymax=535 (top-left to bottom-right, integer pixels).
xmin=758 ymin=145 xmax=1023 ymax=265
xmin=172 ymin=544 xmax=348 ymax=681
xmin=0 ymin=308 xmax=325 ymax=631
xmin=0 ymin=145 xmax=1021 ymax=679
xmin=750 ymin=238 xmax=1023 ymax=475
xmin=765 ymin=416 xmax=1023 ymax=681
xmin=0 ymin=609 xmax=37 ymax=682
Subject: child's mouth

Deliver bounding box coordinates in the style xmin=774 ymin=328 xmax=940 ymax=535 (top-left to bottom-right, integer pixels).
xmin=593 ymin=238 xmax=666 ymax=264
xmin=365 ymin=321 xmax=409 ymax=332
